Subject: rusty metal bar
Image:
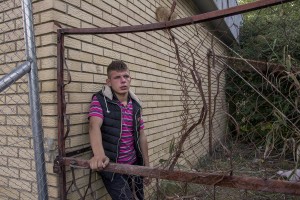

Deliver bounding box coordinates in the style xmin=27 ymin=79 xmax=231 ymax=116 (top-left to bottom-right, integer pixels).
xmin=56 ymin=29 xmax=67 ymax=200
xmin=59 ymin=0 xmax=293 ymax=35
xmin=207 ymin=50 xmax=213 ymax=156
xmin=63 ymin=157 xmax=300 ymax=196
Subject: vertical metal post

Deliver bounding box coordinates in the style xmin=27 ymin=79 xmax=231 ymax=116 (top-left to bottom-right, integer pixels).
xmin=57 ymin=29 xmax=67 ymax=200
xmin=207 ymin=49 xmax=213 ymax=156
xmin=22 ymin=0 xmax=48 ymax=199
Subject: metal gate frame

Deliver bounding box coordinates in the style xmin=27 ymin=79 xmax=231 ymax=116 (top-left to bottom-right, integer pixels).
xmin=54 ymin=0 xmax=299 ymax=199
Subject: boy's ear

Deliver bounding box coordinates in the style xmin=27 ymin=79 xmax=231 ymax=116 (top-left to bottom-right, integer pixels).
xmin=106 ymin=78 xmax=111 ymax=86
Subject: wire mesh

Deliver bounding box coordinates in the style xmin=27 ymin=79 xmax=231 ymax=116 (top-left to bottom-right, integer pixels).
xmin=57 ymin=1 xmax=300 ymax=199
xmin=0 ymin=0 xmax=46 ymax=199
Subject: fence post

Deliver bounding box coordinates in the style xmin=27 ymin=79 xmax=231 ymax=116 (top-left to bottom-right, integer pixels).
xmin=22 ymin=0 xmax=48 ymax=199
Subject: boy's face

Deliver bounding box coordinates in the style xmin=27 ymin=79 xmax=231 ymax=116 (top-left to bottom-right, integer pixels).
xmin=107 ymin=70 xmax=131 ymax=95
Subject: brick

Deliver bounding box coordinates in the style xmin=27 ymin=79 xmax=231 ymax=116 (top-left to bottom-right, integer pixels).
xmin=3 ymin=8 xmax=22 ymax=22
xmin=135 ymin=58 xmax=147 ymax=66
xmin=41 ymin=128 xmax=56 ymax=141
xmin=93 ymin=17 xmax=112 ymax=27
xmin=9 ymin=178 xmax=32 ymax=192
xmin=33 ymin=0 xmax=53 ymax=13
xmin=93 ymin=74 xmax=107 ymax=84
xmin=0 ymin=105 xmax=17 ymax=115
xmin=127 ymin=16 xmax=140 ymax=25
xmin=48 ymin=185 xmax=59 ymax=198
xmin=120 ymin=37 xmax=135 ymax=49
xmin=5 ymin=50 xmax=26 ymax=62
xmin=0 ymin=135 xmax=7 ymax=145
xmin=103 ymin=49 xmax=120 ymax=60
xmin=0 ymin=41 xmax=16 ymax=54
xmin=81 ymin=83 xmax=102 ymax=93
xmin=127 ymin=2 xmax=141 ymax=16
xmin=8 ymin=157 xmax=31 ymax=170
xmin=66 ymin=103 xmax=82 ymax=114
xmin=82 ymin=42 xmax=104 ymax=55
xmin=15 ymin=40 xmax=26 ymax=51
xmin=0 ymin=175 xmax=8 ymax=187
xmin=41 ymin=34 xmax=56 ymax=46
xmin=64 ymin=82 xmax=81 ymax=92
xmin=113 ymin=43 xmax=128 ymax=54
xmin=6 ymin=115 xmax=29 ymax=126
xmin=70 ymin=71 xmax=94 ymax=83
xmin=35 ymin=22 xmax=57 ymax=36
xmin=40 ymin=92 xmax=57 ymax=104
xmin=18 ymin=148 xmax=34 ymax=159
xmin=70 ymin=113 xmax=88 ymax=124
xmin=128 ymin=48 xmax=142 ymax=57
xmin=68 ymin=49 xmax=93 ymax=62
xmin=42 ymin=116 xmax=57 ymax=127
xmin=0 ymin=126 xmax=17 ymax=136
xmin=133 ymin=0 xmax=146 ymax=11
xmin=69 ymin=93 xmax=92 ymax=103
xmin=0 ymin=187 xmax=19 ymax=199
xmin=102 ymin=0 xmax=120 ymax=10
xmin=121 ymin=54 xmax=135 ymax=64
xmin=93 ymin=55 xmax=112 ymax=66
xmin=81 ymin=1 xmax=102 ymax=17
xmin=0 ymin=1 xmax=15 ymax=12
xmin=38 ymin=69 xmax=56 ymax=81
xmin=53 ymin=0 xmax=67 ymax=12
xmin=69 ymin=124 xmax=83 ymax=135
xmin=36 ymin=45 xmax=56 ymax=58
xmin=68 ymin=5 xmax=93 ymax=23
xmin=70 ymin=134 xmax=89 ymax=147
xmin=0 ymin=156 xmax=8 ymax=166
xmin=0 ymin=166 xmax=19 ymax=178
xmin=40 ymin=57 xmax=56 ymax=69
xmin=46 ymin=173 xmax=59 ymax=186
xmin=112 ymin=7 xmax=127 ymax=21
xmin=93 ymin=1 xmax=112 ymax=14
xmin=52 ymin=10 xmax=81 ymax=28
xmin=139 ymin=0 xmax=151 ymax=9
xmin=7 ymin=136 xmax=31 ymax=148
xmin=42 ymin=104 xmax=57 ymax=116
xmin=65 ymin=59 xmax=82 ymax=71
xmin=65 ymin=0 xmax=80 ymax=7
xmin=82 ymin=63 xmax=103 ymax=73
xmin=16 ymin=83 xmax=29 ymax=93
xmin=41 ymin=81 xmax=56 ymax=92
xmin=19 ymin=191 xmax=38 ymax=200
xmin=65 ymin=36 xmax=81 ymax=49
xmin=102 ymin=34 xmax=121 ymax=43
xmin=102 ymin=11 xmax=120 ymax=26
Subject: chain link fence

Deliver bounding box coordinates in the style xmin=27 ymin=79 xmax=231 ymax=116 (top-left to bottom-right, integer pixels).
xmin=0 ymin=0 xmax=47 ymax=199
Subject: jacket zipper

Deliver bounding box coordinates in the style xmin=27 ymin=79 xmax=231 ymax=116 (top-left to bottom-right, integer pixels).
xmin=135 ymin=107 xmax=144 ymax=166
xmin=108 ymin=101 xmax=122 ymax=181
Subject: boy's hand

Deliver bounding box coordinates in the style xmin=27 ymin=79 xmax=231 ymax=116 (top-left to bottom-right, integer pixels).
xmin=89 ymin=155 xmax=110 ymax=170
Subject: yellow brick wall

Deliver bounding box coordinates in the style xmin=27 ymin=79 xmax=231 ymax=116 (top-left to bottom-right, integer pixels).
xmin=0 ymin=0 xmax=41 ymax=199
xmin=0 ymin=0 xmax=229 ymax=199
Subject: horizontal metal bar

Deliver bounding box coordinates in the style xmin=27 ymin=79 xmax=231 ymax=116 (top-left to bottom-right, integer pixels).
xmin=0 ymin=61 xmax=31 ymax=93
xmin=59 ymin=0 xmax=293 ymax=35
xmin=63 ymin=157 xmax=300 ymax=196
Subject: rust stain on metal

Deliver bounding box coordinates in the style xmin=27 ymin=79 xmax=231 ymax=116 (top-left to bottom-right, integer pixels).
xmin=63 ymin=157 xmax=300 ymax=196
xmin=59 ymin=0 xmax=293 ymax=35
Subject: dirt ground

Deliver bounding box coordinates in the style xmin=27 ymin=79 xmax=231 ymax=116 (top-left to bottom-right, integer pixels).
xmin=150 ymin=142 xmax=300 ymax=200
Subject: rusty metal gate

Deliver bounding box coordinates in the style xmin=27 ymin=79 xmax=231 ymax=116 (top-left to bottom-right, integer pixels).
xmin=54 ymin=0 xmax=300 ymax=199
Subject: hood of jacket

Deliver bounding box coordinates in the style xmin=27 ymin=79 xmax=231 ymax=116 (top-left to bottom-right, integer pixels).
xmin=101 ymin=85 xmax=142 ymax=107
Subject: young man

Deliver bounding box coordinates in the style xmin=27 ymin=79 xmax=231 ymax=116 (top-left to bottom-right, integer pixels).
xmin=88 ymin=60 xmax=150 ymax=200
